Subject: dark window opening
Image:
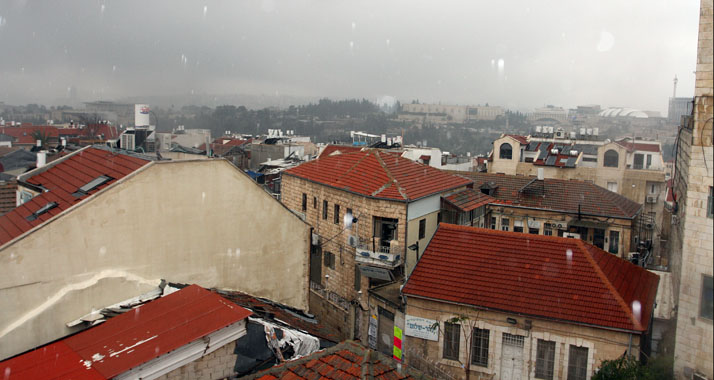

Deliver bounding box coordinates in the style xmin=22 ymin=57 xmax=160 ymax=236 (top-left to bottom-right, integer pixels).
xmin=702 ymin=275 xmax=713 ymax=320
xmin=418 ymin=218 xmax=426 ymax=239
xmin=567 ymin=346 xmax=588 ymax=380
xmin=324 ymin=251 xmax=335 ymax=269
xmin=499 ymin=143 xmax=513 ymax=160
xmin=604 ymin=150 xmax=619 ymax=168
xmin=323 ymin=200 xmax=328 ymax=219
xmin=471 ymin=328 xmax=489 ymax=367
xmin=301 ymin=193 xmax=307 ymax=211
xmin=535 ymin=340 xmax=556 ymax=380
xmin=443 ymin=322 xmax=460 ymax=360
xmin=334 ymin=204 xmax=340 ymax=224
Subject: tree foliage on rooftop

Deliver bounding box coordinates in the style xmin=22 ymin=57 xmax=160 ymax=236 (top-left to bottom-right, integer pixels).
xmin=592 ymin=355 xmax=673 ymax=380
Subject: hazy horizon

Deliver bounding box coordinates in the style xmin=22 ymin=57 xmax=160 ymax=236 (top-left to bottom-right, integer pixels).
xmin=0 ymin=0 xmax=701 ymax=114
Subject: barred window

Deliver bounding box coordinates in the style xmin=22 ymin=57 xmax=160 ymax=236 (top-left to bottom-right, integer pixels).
xmin=470 ymin=328 xmax=489 ymax=367
xmin=567 ymin=346 xmax=588 ymax=380
xmin=535 ymin=340 xmax=556 ymax=380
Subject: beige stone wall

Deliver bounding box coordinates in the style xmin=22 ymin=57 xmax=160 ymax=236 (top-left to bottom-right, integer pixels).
xmin=404 ymin=297 xmax=640 ymax=380
xmin=672 ymin=1 xmax=714 ymax=378
xmin=0 ymin=160 xmax=310 ymax=360
xmin=155 ymin=341 xmax=238 ymax=380
xmin=282 ymin=174 xmax=407 ymax=300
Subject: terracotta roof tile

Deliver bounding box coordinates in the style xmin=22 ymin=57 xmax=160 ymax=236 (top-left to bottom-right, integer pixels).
xmin=443 ymin=188 xmax=496 ymax=212
xmin=0 ymin=147 xmax=151 ymax=246
xmin=246 ymin=341 xmax=431 ymax=380
xmin=453 ymin=172 xmax=642 ymax=218
xmin=402 ymin=224 xmax=659 ymax=332
xmin=286 ymin=150 xmax=472 ymax=202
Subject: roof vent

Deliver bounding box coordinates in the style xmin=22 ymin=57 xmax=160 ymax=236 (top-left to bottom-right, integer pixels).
xmin=26 ymin=201 xmax=58 ymax=221
xmin=72 ymin=175 xmax=113 ymax=197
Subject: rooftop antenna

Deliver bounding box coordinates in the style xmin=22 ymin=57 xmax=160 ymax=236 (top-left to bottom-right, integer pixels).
xmin=673 ymin=75 xmax=678 ymax=98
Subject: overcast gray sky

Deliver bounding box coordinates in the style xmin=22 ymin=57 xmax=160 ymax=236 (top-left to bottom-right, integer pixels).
xmin=0 ymin=0 xmax=701 ymax=113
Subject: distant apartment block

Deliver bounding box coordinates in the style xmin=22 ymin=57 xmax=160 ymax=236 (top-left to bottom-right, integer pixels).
xmin=399 ymin=103 xmax=505 ymax=124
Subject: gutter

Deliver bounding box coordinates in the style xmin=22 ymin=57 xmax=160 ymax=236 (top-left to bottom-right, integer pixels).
xmin=487 ymin=202 xmax=640 ymax=221
xmin=403 ymin=293 xmax=646 ymax=335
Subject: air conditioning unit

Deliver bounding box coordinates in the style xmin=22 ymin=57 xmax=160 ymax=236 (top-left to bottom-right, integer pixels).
xmin=347 ymin=235 xmax=359 ymax=248
xmin=646 ymin=196 xmax=658 ymax=204
xmin=120 ymin=133 xmax=135 ymax=151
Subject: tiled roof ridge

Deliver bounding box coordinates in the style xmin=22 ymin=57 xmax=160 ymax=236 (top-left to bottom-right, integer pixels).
xmin=372 ymin=150 xmax=408 ymax=200
xmin=574 ymin=239 xmax=642 ymax=331
xmin=585 ymin=181 xmax=641 ymax=218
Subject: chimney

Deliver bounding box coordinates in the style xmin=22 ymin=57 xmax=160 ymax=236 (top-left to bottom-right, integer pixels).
xmin=36 ymin=151 xmax=47 ymax=168
xmin=537 ymin=168 xmax=544 ymax=181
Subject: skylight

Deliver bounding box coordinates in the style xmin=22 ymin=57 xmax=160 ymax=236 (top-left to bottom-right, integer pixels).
xmin=26 ymin=202 xmax=58 ymax=221
xmin=72 ymin=175 xmax=113 ymax=197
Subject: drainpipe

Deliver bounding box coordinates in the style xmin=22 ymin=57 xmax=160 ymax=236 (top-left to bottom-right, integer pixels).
xmin=627 ymin=333 xmax=633 ymax=357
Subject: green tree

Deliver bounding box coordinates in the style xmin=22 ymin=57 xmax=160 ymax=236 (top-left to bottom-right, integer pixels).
xmin=593 ymin=355 xmax=673 ymax=380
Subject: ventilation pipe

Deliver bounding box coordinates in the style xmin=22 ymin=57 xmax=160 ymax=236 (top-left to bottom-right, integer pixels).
xmin=36 ymin=151 xmax=47 ymax=168
xmin=537 ymin=168 xmax=544 ymax=180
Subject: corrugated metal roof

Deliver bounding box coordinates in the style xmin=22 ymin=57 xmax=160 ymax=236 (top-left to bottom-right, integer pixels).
xmin=402 ymin=224 xmax=659 ymax=332
xmin=0 ymin=285 xmax=252 ymax=380
xmin=0 ymin=147 xmax=151 ymax=246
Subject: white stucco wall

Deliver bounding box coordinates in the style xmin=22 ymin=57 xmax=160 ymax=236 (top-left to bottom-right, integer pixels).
xmin=0 ymin=159 xmax=310 ymax=360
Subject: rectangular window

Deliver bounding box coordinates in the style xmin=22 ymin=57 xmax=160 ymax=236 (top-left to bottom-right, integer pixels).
xmin=313 ymin=196 xmax=317 ymax=208
xmin=608 ymin=230 xmax=620 ymax=254
xmin=529 ymin=227 xmax=540 ymax=234
xmin=708 ymin=187 xmax=713 ymax=218
xmin=607 ymin=182 xmax=618 ymax=193
xmin=567 ymin=346 xmax=588 ymax=380
xmin=471 ymin=328 xmax=489 ymax=367
xmin=702 ymin=275 xmax=713 ymax=320
xmin=490 ymin=216 xmax=497 ymax=229
xmin=443 ymin=322 xmax=460 ymax=360
xmin=323 ymin=200 xmax=328 ymax=220
xmin=419 ymin=218 xmax=426 ymax=239
xmin=301 ymin=193 xmax=307 ymax=211
xmin=535 ymin=340 xmax=556 ymax=380
xmin=323 ymin=251 xmax=335 ymax=269
xmin=646 ymin=154 xmax=652 ymax=168
xmin=501 ymin=217 xmax=510 ymax=231
xmin=513 ymin=220 xmax=524 ymax=233
xmin=334 ymin=204 xmax=340 ymax=224
xmin=544 ymin=228 xmax=553 ymax=236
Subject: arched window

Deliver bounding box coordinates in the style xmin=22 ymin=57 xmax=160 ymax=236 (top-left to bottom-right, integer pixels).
xmin=499 ymin=143 xmax=513 ymax=160
xmin=604 ymin=150 xmax=619 ymax=167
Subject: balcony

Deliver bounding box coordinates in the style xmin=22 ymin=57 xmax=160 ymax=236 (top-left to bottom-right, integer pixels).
xmin=354 ymin=239 xmax=402 ymax=269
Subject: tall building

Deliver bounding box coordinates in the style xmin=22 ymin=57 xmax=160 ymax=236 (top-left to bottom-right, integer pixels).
xmin=670 ymin=0 xmax=713 ymax=378
xmin=669 ymin=97 xmax=694 ymax=124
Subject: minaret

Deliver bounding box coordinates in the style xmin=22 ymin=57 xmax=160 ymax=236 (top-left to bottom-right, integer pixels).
xmin=672 ymin=75 xmax=678 ymax=98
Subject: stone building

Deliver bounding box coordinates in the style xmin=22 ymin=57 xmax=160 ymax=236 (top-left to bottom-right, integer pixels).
xmin=0 ymin=145 xmax=311 ymax=360
xmin=280 ymin=149 xmax=471 ymax=342
xmin=452 ymin=172 xmax=643 ymax=259
xmin=399 ymin=103 xmax=505 ymax=124
xmin=488 ymin=134 xmax=667 ymax=264
xmin=670 ymin=0 xmax=714 ymax=378
xmin=402 ymin=224 xmax=659 ymax=380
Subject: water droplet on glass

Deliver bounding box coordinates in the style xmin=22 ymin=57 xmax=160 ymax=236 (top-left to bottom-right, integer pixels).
xmin=632 ymin=300 xmax=642 ymax=321
xmin=203 ymin=5 xmax=208 ymax=17
xmin=597 ymin=30 xmax=615 ymax=52
xmin=566 ymin=249 xmax=573 ymax=265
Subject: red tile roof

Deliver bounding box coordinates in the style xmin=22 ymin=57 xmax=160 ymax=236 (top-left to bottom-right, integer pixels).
xmin=403 ymin=224 xmax=659 ymax=332
xmin=0 ymin=147 xmax=151 ymax=246
xmin=0 ymin=285 xmax=252 ymax=380
xmin=248 ymin=341 xmax=432 ymax=380
xmin=0 ymin=126 xmax=59 ymax=145
xmin=615 ymin=140 xmax=661 ymax=153
xmin=318 ymin=144 xmax=364 ymax=158
xmin=285 ymin=150 xmax=472 ymax=202
xmin=443 ymin=188 xmax=496 ymax=212
xmin=504 ymin=134 xmax=529 ymax=145
xmin=453 ymin=172 xmax=642 ymax=219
